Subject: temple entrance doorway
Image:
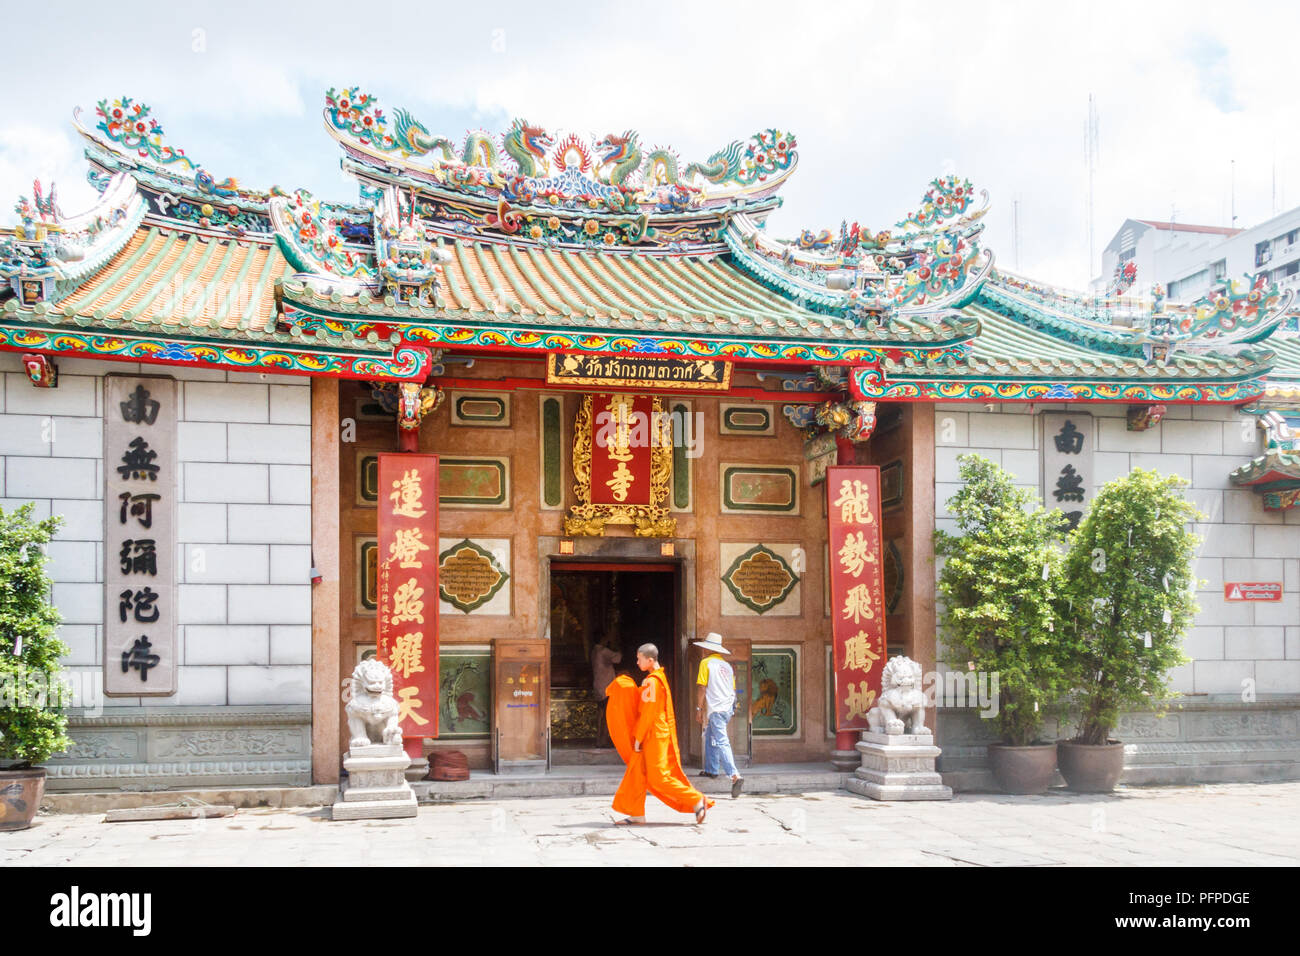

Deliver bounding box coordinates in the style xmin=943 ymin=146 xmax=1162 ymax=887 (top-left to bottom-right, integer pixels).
xmin=548 ymin=561 xmax=679 ymax=763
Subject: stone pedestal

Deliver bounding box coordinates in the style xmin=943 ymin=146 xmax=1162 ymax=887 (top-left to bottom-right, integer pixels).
xmin=829 ymin=749 xmax=860 ymax=772
xmin=844 ymin=732 xmax=953 ymax=801
xmin=332 ymin=744 xmax=418 ymax=820
xmin=404 ymin=757 xmax=429 ymax=783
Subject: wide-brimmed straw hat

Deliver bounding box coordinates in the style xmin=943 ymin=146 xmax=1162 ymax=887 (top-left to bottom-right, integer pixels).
xmin=692 ymin=632 xmax=730 ymax=655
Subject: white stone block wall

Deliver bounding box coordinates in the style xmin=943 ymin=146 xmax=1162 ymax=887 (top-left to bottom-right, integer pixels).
xmin=0 ymin=354 xmax=312 ymax=708
xmin=934 ymin=401 xmax=1300 ymax=696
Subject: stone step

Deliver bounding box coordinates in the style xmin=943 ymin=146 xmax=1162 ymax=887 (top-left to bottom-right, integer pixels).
xmin=331 ymin=795 xmax=417 ymax=821
xmin=415 ymin=763 xmax=848 ymax=803
xmin=37 ymin=766 xmax=851 ymax=813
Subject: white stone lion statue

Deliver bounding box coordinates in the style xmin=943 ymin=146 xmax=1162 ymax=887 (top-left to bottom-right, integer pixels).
xmin=345 ymin=659 xmax=403 ymax=749
xmin=867 ymin=656 xmax=929 ymax=735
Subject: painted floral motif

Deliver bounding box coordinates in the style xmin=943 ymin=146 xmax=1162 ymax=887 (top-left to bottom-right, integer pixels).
xmin=0 ymin=327 xmax=429 ymax=380
xmin=894 ymin=175 xmax=981 ymax=235
xmin=684 ymin=129 xmax=797 ymax=187
xmin=325 ymin=87 xmax=397 ymax=152
xmin=275 ymin=191 xmax=374 ymax=280
xmin=95 ymin=97 xmax=195 ymax=170
xmin=1185 ymin=274 xmax=1287 ymax=336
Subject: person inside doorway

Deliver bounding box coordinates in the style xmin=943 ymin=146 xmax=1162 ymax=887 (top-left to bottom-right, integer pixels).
xmin=694 ymin=633 xmax=743 ymax=798
xmin=590 ymin=632 xmax=623 ymax=748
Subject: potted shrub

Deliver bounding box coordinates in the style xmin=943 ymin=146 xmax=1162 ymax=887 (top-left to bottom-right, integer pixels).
xmin=1057 ymin=469 xmax=1198 ymax=792
xmin=0 ymin=504 xmax=71 ymax=830
xmin=935 ymin=454 xmax=1070 ymax=794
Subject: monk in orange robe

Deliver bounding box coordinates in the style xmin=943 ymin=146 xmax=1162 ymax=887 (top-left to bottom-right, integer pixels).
xmin=608 ymin=643 xmax=713 ymax=825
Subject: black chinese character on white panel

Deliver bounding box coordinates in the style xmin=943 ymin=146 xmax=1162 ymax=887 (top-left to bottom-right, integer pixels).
xmin=1054 ymin=420 xmax=1085 ymax=454
xmin=120 ymin=385 xmax=160 ymax=425
xmin=117 ymin=437 xmax=160 ymax=481
xmin=119 ymin=587 xmax=160 ymax=624
xmin=1062 ymin=510 xmax=1084 ymax=532
xmin=119 ymin=539 xmax=158 ymax=576
xmin=1054 ymin=464 xmax=1086 ymax=503
xmin=122 ymin=636 xmax=161 ymax=682
xmin=119 ymin=492 xmax=161 ymax=529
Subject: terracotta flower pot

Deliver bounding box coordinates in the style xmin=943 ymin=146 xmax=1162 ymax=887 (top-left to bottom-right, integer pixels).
xmin=1057 ymin=739 xmax=1125 ymax=792
xmin=987 ymin=743 xmax=1057 ymax=794
xmin=0 ymin=767 xmax=46 ymax=831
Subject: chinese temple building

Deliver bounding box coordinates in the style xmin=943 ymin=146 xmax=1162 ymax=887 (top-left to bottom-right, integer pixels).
xmin=3 ymin=89 xmax=1298 ymax=793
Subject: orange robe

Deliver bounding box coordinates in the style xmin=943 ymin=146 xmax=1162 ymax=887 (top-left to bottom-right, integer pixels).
xmin=609 ymin=668 xmax=711 ymax=818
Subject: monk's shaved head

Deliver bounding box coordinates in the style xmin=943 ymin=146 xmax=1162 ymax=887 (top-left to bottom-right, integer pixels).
xmin=637 ymin=643 xmax=659 ymax=662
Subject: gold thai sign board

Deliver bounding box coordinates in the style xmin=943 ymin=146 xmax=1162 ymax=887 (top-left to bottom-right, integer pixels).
xmin=546 ymin=353 xmax=732 ymax=392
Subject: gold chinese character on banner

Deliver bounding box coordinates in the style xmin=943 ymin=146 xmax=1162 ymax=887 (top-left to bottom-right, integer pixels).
xmin=841 ymin=584 xmax=875 ymax=624
xmin=390 ymin=578 xmax=425 ymax=625
xmin=845 ymin=682 xmax=876 ymax=722
xmin=390 ymin=632 xmax=426 ymax=679
xmin=602 ymin=395 xmax=637 ymax=501
xmin=388 ymin=527 xmax=430 ymax=569
xmin=389 ymin=469 xmax=427 ymax=518
xmin=397 ymin=685 xmax=429 ymax=725
xmin=833 ymin=479 xmax=875 ymax=525
xmin=843 ymin=631 xmax=881 ymax=673
xmin=605 ymin=396 xmax=635 ymax=462
xmin=838 ymin=531 xmax=876 ymax=578
xmin=605 ymin=461 xmax=635 ymax=501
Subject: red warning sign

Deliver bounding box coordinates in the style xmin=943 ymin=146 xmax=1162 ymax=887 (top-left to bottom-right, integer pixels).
xmin=1223 ymin=582 xmax=1283 ymax=602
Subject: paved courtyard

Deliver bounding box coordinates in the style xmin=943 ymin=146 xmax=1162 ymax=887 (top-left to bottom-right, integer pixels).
xmin=4 ymin=781 xmax=1299 ymax=866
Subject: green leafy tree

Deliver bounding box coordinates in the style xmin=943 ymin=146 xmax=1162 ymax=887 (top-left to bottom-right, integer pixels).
xmin=934 ymin=454 xmax=1069 ymax=746
xmin=0 ymin=504 xmax=71 ymax=767
xmin=1059 ymin=469 xmax=1198 ymax=745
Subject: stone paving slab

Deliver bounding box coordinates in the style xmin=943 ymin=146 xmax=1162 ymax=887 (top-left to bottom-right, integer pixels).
xmin=4 ymin=782 xmax=1299 ymax=867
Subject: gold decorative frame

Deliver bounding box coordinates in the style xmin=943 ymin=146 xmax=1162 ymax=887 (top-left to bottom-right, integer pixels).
xmin=564 ymin=394 xmax=676 ymax=537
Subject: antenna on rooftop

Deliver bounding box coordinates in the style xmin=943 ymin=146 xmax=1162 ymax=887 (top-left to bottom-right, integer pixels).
xmin=1085 ymin=94 xmax=1100 ymax=281
xmin=1013 ymin=197 xmax=1021 ymax=271
xmin=1231 ymin=159 xmax=1237 ymax=227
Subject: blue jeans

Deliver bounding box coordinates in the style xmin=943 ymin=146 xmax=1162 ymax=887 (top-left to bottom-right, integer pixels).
xmin=704 ymin=708 xmax=739 ymax=777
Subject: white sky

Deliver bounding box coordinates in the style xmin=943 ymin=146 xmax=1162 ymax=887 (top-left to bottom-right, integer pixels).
xmin=3 ymin=0 xmax=1298 ymax=290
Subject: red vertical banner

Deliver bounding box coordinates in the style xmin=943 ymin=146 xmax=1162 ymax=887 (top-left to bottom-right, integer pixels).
xmin=827 ymin=466 xmax=887 ymax=732
xmin=589 ymin=393 xmax=655 ymax=505
xmin=377 ymin=454 xmax=439 ymax=743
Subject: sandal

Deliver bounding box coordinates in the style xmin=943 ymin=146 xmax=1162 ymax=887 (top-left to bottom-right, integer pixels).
xmin=694 ymin=800 xmax=708 ymax=824
xmin=613 ymin=816 xmax=645 ymax=826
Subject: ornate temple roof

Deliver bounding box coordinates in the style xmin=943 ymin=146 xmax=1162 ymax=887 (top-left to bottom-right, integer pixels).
xmin=0 ymin=89 xmax=1297 ymax=401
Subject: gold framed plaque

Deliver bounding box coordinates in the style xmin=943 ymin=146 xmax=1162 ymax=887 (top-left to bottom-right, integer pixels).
xmin=563 ymin=393 xmax=676 ymax=537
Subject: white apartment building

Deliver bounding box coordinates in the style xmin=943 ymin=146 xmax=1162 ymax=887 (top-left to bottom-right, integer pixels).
xmin=1096 ymin=210 xmax=1300 ymax=303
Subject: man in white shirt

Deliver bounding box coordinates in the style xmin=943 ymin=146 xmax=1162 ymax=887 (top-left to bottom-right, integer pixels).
xmin=694 ymin=632 xmax=743 ymax=797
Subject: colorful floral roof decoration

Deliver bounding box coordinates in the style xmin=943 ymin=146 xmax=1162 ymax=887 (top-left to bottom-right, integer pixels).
xmin=893 ymin=175 xmax=989 ymax=240
xmin=93 ymin=97 xmax=195 ymax=171
xmin=322 ymin=88 xmax=795 ymax=211
xmin=1108 ymin=259 xmax=1137 ymax=297
xmin=723 ymin=173 xmax=993 ymax=327
xmin=325 ymin=87 xmax=397 ymax=152
xmin=269 ymin=190 xmax=375 ymax=286
xmin=683 ymin=129 xmax=797 ymax=188
xmin=1175 ymin=274 xmax=1294 ymax=343
xmin=9 ymin=84 xmax=1300 ymax=409
xmin=852 ymin=229 xmax=992 ymax=317
xmin=1 ymin=172 xmax=146 ymax=301
xmin=71 ymin=96 xmax=275 ymax=223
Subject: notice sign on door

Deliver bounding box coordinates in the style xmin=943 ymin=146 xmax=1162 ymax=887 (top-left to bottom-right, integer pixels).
xmin=1224 ymin=582 xmax=1283 ymax=602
